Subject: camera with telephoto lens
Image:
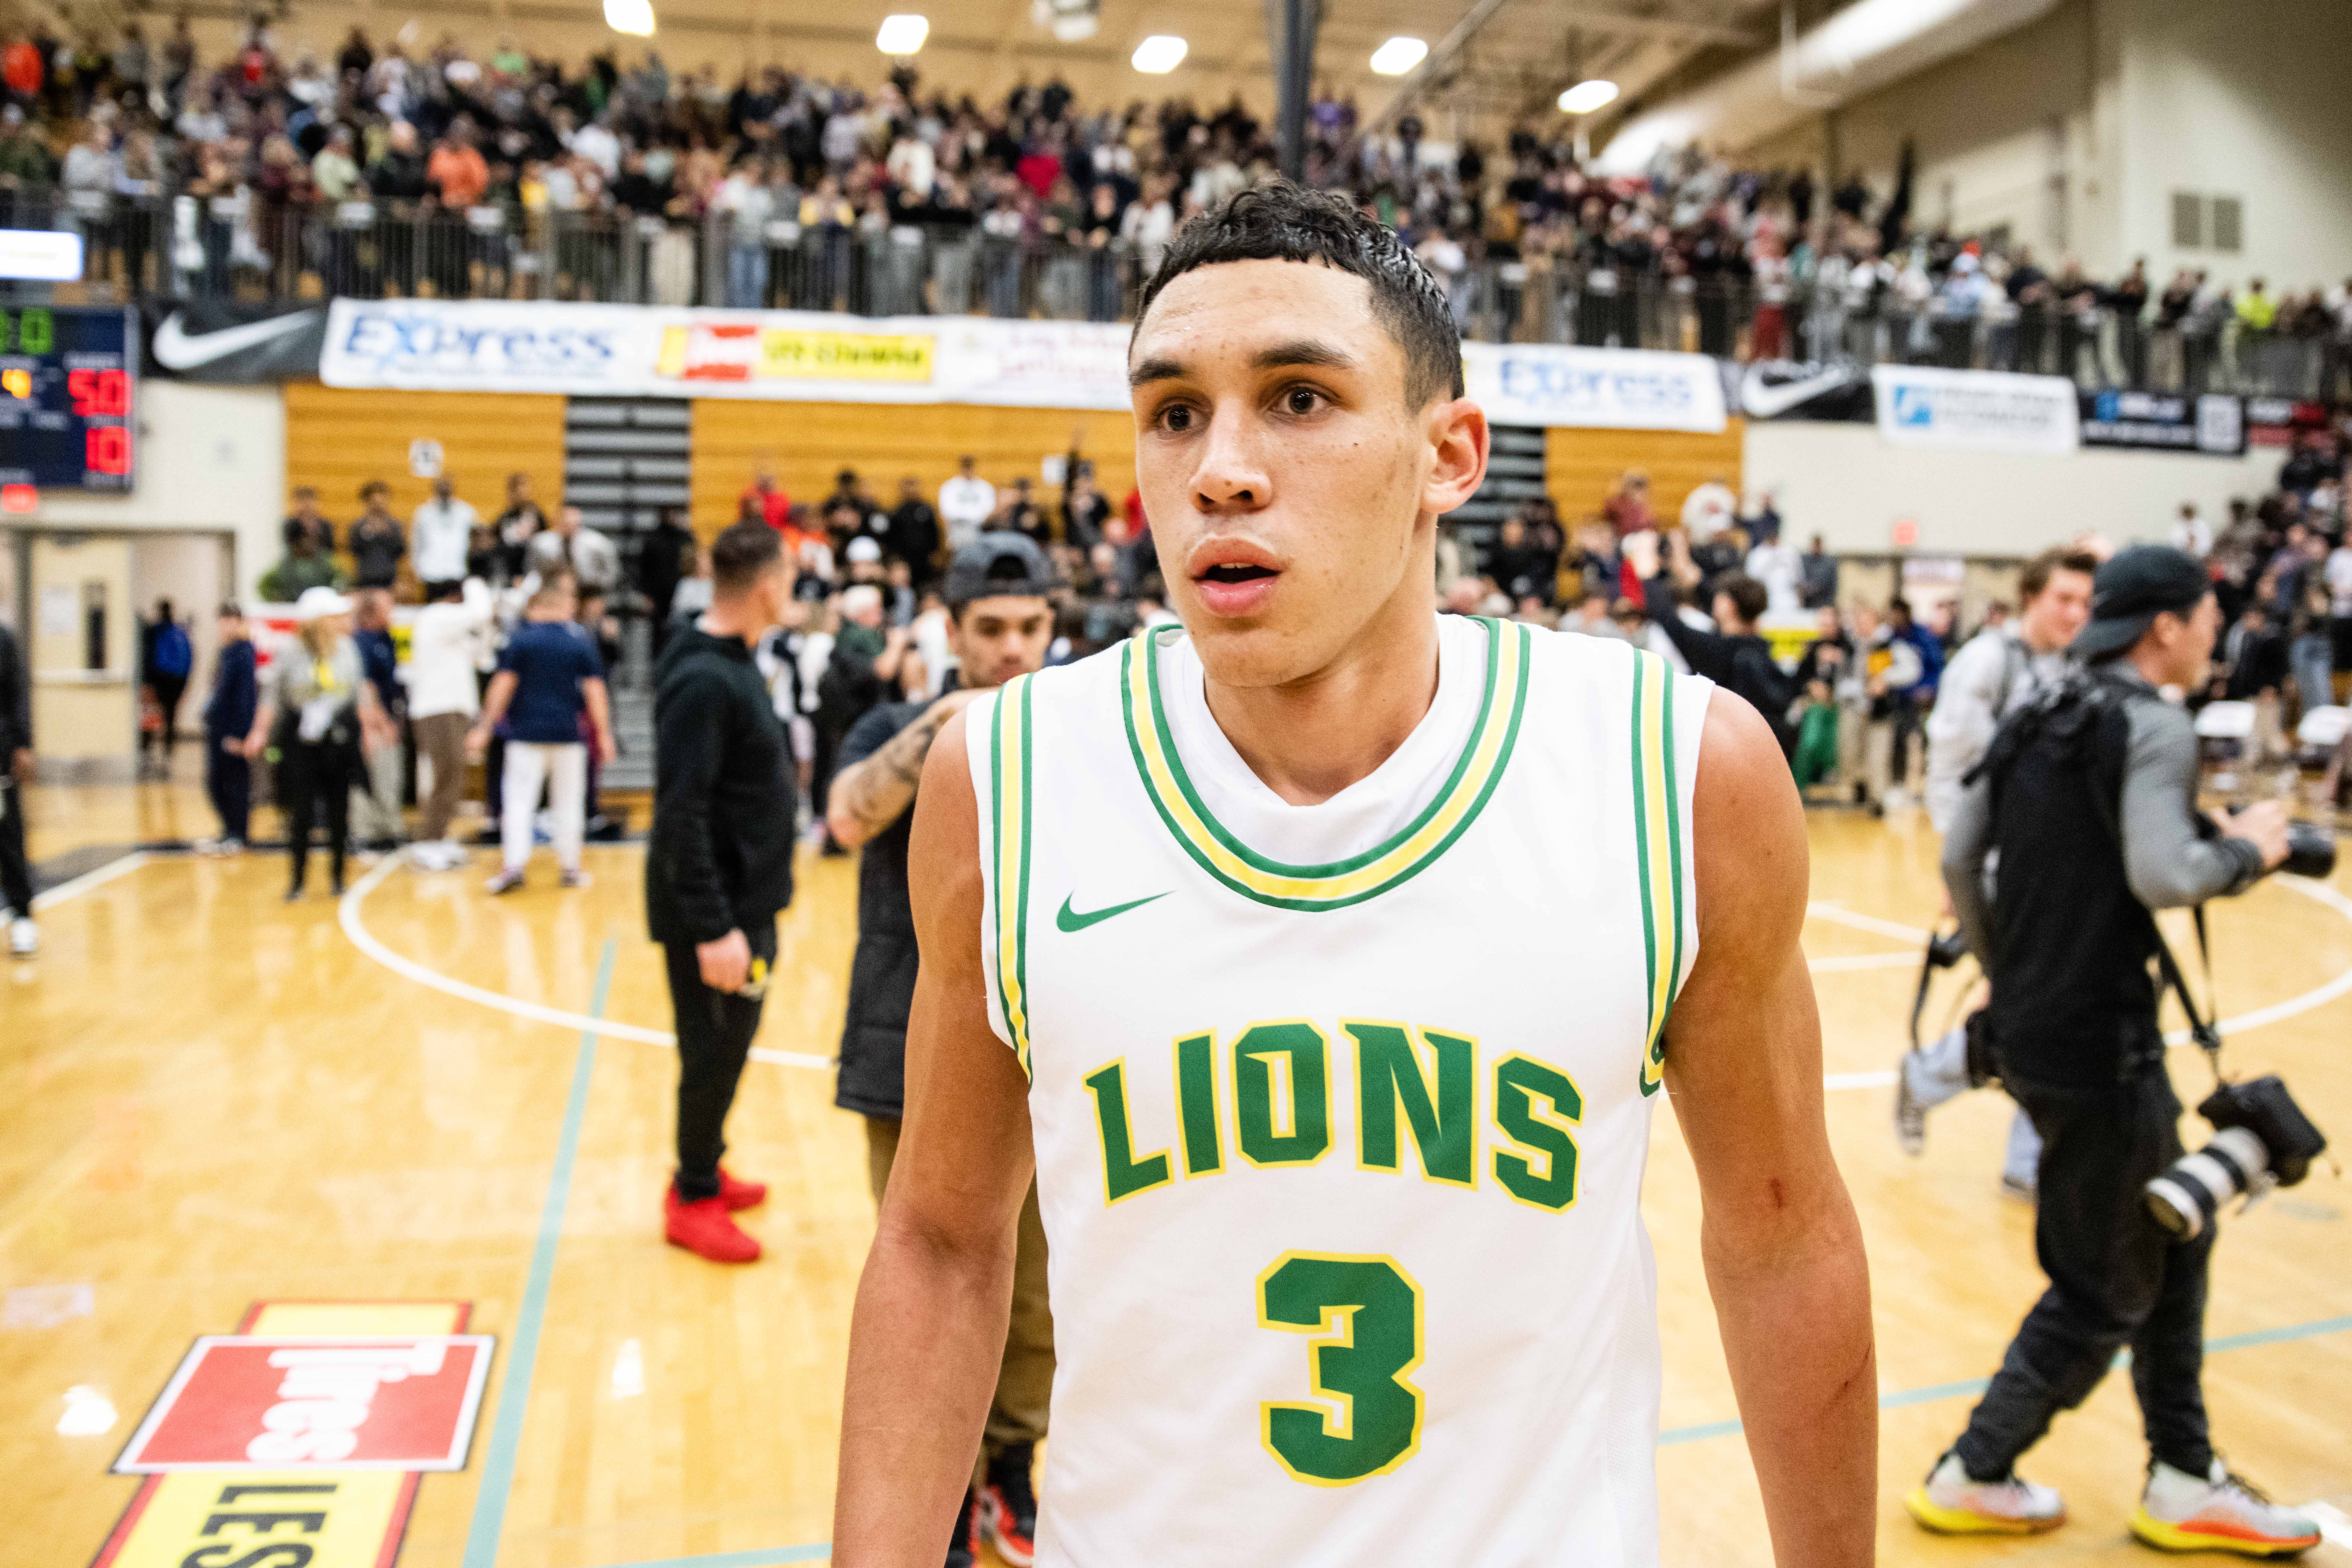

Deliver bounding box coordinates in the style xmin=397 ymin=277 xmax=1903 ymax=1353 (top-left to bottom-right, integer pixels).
xmin=2144 ymin=1077 xmax=2330 ymax=1241
xmin=2280 ymin=821 xmax=2337 ymax=881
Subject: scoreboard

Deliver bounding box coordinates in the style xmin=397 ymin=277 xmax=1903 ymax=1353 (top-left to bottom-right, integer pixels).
xmin=0 ymin=305 xmax=136 ymax=491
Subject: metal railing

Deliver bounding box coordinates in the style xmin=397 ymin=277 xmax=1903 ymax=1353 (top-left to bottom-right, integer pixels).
xmin=6 ymin=190 xmax=2347 ymax=398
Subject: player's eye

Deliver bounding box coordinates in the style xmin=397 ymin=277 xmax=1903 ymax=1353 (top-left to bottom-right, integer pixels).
xmin=1281 ymin=385 xmax=1325 ymax=416
xmin=1158 ymin=402 xmax=1196 ymax=433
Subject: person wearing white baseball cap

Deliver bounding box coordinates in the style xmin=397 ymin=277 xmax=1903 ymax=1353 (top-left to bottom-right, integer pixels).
xmin=242 ymin=586 xmax=398 ymax=900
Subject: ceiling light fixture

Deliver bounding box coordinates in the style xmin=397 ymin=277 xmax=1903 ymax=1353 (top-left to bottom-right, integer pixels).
xmin=603 ymin=0 xmax=655 ymax=35
xmin=1558 ymin=78 xmax=1620 ymax=114
xmin=1369 ymin=36 xmax=1428 ymax=76
xmin=1131 ymin=34 xmax=1188 ymax=74
xmin=875 ymin=13 xmax=930 ymax=54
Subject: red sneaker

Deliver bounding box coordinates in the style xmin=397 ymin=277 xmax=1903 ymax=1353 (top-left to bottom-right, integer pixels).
xmin=716 ymin=1167 xmax=768 ymax=1212
xmin=664 ymin=1188 xmax=761 ymax=1263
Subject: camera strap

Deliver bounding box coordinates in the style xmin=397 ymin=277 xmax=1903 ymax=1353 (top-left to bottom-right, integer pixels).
xmin=2078 ymin=733 xmax=2228 ymax=1077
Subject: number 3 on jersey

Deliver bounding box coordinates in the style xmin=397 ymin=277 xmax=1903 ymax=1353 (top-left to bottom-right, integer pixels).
xmin=1256 ymin=1252 xmax=1425 ymax=1485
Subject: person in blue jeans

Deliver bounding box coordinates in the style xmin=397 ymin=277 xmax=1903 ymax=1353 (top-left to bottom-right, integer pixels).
xmin=199 ymin=603 xmax=257 ymax=853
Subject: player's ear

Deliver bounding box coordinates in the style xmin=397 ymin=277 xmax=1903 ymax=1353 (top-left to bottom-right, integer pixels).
xmin=1421 ymin=395 xmax=1489 ymax=517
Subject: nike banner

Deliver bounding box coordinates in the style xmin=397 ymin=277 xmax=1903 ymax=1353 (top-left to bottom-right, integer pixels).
xmin=1728 ymin=359 xmax=1875 ymax=424
xmin=140 ymin=299 xmax=328 ymax=383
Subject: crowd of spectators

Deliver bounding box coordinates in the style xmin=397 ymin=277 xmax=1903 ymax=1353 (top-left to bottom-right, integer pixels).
xmin=4 ymin=19 xmax=2349 ymax=387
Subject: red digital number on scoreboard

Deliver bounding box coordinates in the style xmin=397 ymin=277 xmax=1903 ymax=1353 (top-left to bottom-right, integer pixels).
xmin=86 ymin=425 xmax=131 ymax=476
xmin=67 ymin=367 xmax=131 ymax=417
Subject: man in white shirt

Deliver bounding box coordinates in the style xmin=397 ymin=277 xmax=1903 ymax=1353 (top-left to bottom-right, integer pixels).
xmin=1681 ymin=474 xmax=1737 ymax=542
xmin=527 ymin=505 xmax=621 ymax=596
xmin=407 ymin=577 xmax=496 ymax=869
xmin=411 ymin=475 xmax=480 ymax=595
xmin=937 ymin=456 xmax=996 ymax=554
xmin=2171 ymin=502 xmax=2212 ymax=559
xmin=1900 ymin=547 xmax=2097 ymax=1196
xmin=568 ymin=114 xmax=621 ymax=179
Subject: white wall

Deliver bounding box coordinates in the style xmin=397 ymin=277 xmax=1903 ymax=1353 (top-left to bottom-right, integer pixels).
xmin=1744 ymin=419 xmax=2277 ymax=557
xmin=1747 ymin=0 xmax=2114 ymax=269
xmin=33 ymin=382 xmax=285 ymax=607
xmin=2114 ymin=0 xmax=2352 ymax=293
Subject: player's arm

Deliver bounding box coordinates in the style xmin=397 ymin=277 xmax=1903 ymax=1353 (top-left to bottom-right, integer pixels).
xmin=833 ymin=709 xmax=1036 ymax=1567
xmin=1665 ymin=694 xmax=1876 ymax=1568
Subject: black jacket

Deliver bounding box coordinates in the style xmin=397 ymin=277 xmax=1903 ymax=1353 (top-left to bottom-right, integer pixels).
xmin=645 ymin=628 xmax=795 ymax=946
xmin=0 ymin=622 xmax=28 ymax=755
xmin=203 ymin=639 xmax=259 ymax=738
xmin=1643 ymin=578 xmax=1798 ymax=755
xmin=832 ymin=696 xmax=933 ymax=1119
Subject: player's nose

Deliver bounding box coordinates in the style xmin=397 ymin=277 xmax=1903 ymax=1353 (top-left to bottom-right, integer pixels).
xmin=1189 ymin=405 xmax=1272 ymax=513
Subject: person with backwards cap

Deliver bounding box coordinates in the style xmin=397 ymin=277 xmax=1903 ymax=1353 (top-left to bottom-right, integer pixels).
xmin=1907 ymin=546 xmax=2312 ymax=1555
xmin=826 ymin=535 xmax=1060 ymax=1568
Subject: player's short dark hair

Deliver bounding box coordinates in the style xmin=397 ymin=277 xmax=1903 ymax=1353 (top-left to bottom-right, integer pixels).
xmin=2019 ymin=547 xmax=2100 ymax=603
xmin=710 ymin=520 xmax=784 ymax=594
xmin=1716 ymin=573 xmax=1770 ymax=627
xmin=1136 ymin=179 xmax=1465 ymax=409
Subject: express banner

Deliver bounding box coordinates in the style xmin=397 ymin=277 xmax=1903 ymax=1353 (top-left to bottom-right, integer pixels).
xmin=319 ymin=298 xmax=1733 ymax=431
xmin=1461 ymin=342 xmax=1727 ymax=433
xmin=320 ymin=298 xmax=1136 ymax=409
xmin=2079 ymin=389 xmax=2246 ymax=456
xmin=1871 ymin=363 xmax=2081 ymax=455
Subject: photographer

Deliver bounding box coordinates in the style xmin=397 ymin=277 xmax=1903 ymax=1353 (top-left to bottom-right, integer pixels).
xmin=1906 ymin=546 xmax=2317 ymax=1555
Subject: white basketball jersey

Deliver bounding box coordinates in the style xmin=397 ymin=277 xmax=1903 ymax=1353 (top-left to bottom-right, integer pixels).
xmin=963 ymin=614 xmax=1712 ymax=1568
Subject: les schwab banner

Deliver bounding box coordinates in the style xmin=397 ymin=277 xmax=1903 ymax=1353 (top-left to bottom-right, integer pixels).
xmin=320 ymin=299 xmax=1729 ymax=432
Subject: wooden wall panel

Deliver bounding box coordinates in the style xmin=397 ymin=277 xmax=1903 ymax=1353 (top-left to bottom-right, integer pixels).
xmin=1543 ymin=419 xmax=1746 ymax=533
xmin=688 ymin=400 xmax=1137 ymax=544
xmin=281 ymin=385 xmax=569 ymax=568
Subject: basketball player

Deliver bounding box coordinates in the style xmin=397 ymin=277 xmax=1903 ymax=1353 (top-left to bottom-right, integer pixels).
xmin=833 ymin=184 xmax=1876 ymax=1567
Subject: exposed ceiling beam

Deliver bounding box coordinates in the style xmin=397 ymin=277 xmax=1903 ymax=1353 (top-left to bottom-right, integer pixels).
xmin=1551 ymin=6 xmax=1762 ymax=49
xmin=1363 ymin=0 xmax=1520 ymax=135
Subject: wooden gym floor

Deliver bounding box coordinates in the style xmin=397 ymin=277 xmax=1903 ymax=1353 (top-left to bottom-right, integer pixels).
xmin=4 ymin=774 xmax=2349 ymax=1568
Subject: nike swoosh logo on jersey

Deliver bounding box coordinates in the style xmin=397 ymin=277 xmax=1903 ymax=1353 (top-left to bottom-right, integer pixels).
xmin=152 ymin=310 xmax=315 ymax=370
xmin=1055 ymin=891 xmax=1170 ymax=933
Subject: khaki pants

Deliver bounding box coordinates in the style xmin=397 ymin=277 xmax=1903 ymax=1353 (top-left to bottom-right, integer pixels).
xmin=413 ymin=712 xmax=470 ymax=842
xmin=350 ymin=735 xmax=405 ymax=843
xmin=867 ymin=1115 xmax=1054 ymax=1482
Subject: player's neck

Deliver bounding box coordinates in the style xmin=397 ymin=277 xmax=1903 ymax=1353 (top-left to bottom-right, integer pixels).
xmin=1202 ymin=585 xmax=1442 ymax=808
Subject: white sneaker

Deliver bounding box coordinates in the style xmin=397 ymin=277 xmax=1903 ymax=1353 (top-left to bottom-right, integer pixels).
xmin=1906 ymin=1451 xmax=2065 ymax=1535
xmin=2133 ymin=1459 xmax=2321 ymax=1556
xmin=8 ymin=917 xmax=36 ymax=957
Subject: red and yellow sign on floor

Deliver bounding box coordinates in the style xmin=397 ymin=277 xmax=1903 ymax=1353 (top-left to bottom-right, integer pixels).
xmin=90 ymin=1301 xmax=485 ymax=1568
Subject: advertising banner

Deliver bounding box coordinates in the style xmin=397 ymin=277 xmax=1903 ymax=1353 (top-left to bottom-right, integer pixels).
xmin=2079 ymin=389 xmax=2246 ymax=456
xmin=1871 ymin=364 xmax=2080 ymax=454
xmin=321 ymin=299 xmax=1733 ymax=432
xmin=1461 ymin=341 xmax=1727 ymax=433
xmin=143 ymin=299 xmax=329 ymax=382
xmin=320 ymin=298 xmax=1137 ymax=409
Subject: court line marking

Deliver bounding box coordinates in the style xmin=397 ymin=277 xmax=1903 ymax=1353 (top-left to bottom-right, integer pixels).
xmin=338 ymin=857 xmax=2352 ymax=1089
xmin=577 ymin=1314 xmax=2352 ymax=1568
xmin=28 ymin=850 xmax=152 ymax=912
xmin=1654 ymin=1312 xmax=2352 ymax=1446
xmin=461 ymin=937 xmax=616 ymax=1568
xmin=336 ymin=856 xmax=833 ymax=1070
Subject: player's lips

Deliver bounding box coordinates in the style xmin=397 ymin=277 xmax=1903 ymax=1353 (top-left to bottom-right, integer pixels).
xmin=1188 ymin=538 xmax=1284 ymax=619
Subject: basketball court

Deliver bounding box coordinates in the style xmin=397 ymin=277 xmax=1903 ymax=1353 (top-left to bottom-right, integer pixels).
xmin=6 ymin=778 xmax=2347 ymax=1568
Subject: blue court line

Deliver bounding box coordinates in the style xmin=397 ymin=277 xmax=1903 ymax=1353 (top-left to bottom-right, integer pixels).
xmin=1656 ymin=1310 xmax=2352 ymax=1447
xmin=461 ymin=938 xmax=617 ymax=1568
xmin=588 ymin=1550 xmax=832 ymax=1568
xmin=578 ymin=1312 xmax=2352 ymax=1568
